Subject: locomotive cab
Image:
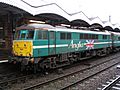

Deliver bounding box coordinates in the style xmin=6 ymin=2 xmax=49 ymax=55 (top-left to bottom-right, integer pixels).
xmin=9 ymin=23 xmax=55 ymax=71
xmin=13 ymin=29 xmax=34 ymax=57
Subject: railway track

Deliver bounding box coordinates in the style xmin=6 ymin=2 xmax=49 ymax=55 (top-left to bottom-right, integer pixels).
xmin=0 ymin=73 xmax=40 ymax=90
xmin=0 ymin=53 xmax=119 ymax=90
xmin=98 ymin=75 xmax=120 ymax=90
xmin=0 ymin=72 xmax=21 ymax=82
xmin=22 ymin=55 xmax=120 ymax=90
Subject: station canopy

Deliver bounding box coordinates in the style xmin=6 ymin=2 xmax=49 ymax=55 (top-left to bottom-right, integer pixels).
xmin=0 ymin=0 xmax=120 ymax=30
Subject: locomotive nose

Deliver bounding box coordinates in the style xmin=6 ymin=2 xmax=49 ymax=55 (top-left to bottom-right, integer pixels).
xmin=13 ymin=41 xmax=33 ymax=57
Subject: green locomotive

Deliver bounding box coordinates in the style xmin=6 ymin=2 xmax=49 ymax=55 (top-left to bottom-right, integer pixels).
xmin=9 ymin=23 xmax=120 ymax=73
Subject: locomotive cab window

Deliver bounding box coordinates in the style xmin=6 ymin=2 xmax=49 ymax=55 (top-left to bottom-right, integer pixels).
xmin=14 ymin=29 xmax=35 ymax=40
xmin=27 ymin=30 xmax=34 ymax=39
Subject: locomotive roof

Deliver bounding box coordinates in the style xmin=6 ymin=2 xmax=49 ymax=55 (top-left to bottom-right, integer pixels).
xmin=51 ymin=28 xmax=111 ymax=35
xmin=16 ymin=23 xmax=55 ymax=30
xmin=16 ymin=23 xmax=111 ymax=35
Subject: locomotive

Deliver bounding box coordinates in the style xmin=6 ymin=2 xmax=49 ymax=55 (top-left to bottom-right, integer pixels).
xmin=8 ymin=22 xmax=120 ymax=73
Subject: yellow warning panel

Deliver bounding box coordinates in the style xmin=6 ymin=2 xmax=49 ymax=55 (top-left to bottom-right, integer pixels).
xmin=13 ymin=40 xmax=33 ymax=57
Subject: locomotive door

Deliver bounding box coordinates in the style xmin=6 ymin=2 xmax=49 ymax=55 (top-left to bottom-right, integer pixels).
xmin=111 ymin=33 xmax=114 ymax=48
xmin=48 ymin=31 xmax=56 ymax=55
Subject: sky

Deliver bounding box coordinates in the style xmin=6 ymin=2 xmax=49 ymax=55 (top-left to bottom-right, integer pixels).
xmin=23 ymin=0 xmax=120 ymax=25
xmin=56 ymin=0 xmax=120 ymax=24
xmin=77 ymin=0 xmax=120 ymax=23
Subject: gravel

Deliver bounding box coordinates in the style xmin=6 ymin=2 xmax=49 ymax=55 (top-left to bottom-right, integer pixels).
xmin=6 ymin=52 xmax=120 ymax=90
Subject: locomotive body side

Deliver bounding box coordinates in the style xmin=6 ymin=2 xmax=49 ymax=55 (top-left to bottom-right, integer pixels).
xmin=33 ymin=28 xmax=112 ymax=57
xmin=54 ymin=28 xmax=112 ymax=54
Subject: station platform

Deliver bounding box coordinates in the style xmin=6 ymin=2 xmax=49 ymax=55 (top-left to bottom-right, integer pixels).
xmin=0 ymin=55 xmax=9 ymax=63
xmin=0 ymin=49 xmax=11 ymax=63
xmin=0 ymin=60 xmax=8 ymax=63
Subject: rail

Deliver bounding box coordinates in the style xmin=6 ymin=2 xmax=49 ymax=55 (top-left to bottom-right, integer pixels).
xmin=100 ymin=75 xmax=120 ymax=90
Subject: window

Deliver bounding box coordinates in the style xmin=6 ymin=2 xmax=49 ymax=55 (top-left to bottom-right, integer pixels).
xmin=50 ymin=31 xmax=55 ymax=39
xmin=60 ymin=32 xmax=71 ymax=40
xmin=43 ymin=31 xmax=48 ymax=39
xmin=95 ymin=35 xmax=98 ymax=39
xmin=27 ymin=30 xmax=34 ymax=39
xmin=103 ymin=35 xmax=107 ymax=39
xmin=118 ymin=37 xmax=120 ymax=40
xmin=14 ymin=30 xmax=34 ymax=40
xmin=37 ymin=31 xmax=42 ymax=39
xmin=92 ymin=34 xmax=95 ymax=39
xmin=60 ymin=32 xmax=66 ymax=39
xmin=37 ymin=30 xmax=48 ymax=39
xmin=21 ymin=33 xmax=26 ymax=39
xmin=80 ymin=34 xmax=98 ymax=39
xmin=67 ymin=33 xmax=71 ymax=39
xmin=88 ymin=34 xmax=92 ymax=39
xmin=84 ymin=34 xmax=88 ymax=39
xmin=80 ymin=33 xmax=84 ymax=39
xmin=14 ymin=30 xmax=20 ymax=39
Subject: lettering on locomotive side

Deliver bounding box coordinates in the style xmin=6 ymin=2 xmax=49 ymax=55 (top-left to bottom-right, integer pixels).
xmin=68 ymin=40 xmax=84 ymax=50
xmin=68 ymin=40 xmax=95 ymax=50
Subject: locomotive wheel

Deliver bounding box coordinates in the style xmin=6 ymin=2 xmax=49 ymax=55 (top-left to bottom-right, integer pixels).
xmin=69 ymin=57 xmax=74 ymax=64
xmin=97 ymin=50 xmax=102 ymax=56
